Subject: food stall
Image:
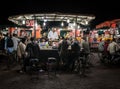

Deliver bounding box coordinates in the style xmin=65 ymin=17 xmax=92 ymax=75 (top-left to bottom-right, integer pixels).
xmin=8 ymin=13 xmax=95 ymax=39
xmin=8 ymin=13 xmax=95 ymax=53
xmin=89 ymin=19 xmax=120 ymax=50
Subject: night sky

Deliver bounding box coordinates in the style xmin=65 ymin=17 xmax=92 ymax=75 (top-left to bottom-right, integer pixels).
xmin=0 ymin=0 xmax=120 ymax=29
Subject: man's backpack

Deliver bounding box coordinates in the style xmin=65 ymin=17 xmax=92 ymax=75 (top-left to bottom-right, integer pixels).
xmin=7 ymin=37 xmax=14 ymax=47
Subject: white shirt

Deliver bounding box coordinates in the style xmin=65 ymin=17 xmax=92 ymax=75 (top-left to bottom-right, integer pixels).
xmin=48 ymin=31 xmax=58 ymax=41
xmin=17 ymin=41 xmax=26 ymax=58
xmin=107 ymin=41 xmax=120 ymax=54
xmin=12 ymin=36 xmax=20 ymax=51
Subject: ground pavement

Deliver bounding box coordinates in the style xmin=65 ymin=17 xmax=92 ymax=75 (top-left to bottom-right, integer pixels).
xmin=0 ymin=53 xmax=120 ymax=89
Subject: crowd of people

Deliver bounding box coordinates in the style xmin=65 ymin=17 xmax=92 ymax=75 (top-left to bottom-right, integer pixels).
xmin=0 ymin=30 xmax=120 ymax=74
xmin=0 ymin=32 xmax=40 ymax=71
xmin=98 ymin=37 xmax=120 ymax=64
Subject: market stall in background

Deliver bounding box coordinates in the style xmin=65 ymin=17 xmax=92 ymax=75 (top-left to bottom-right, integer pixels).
xmin=0 ymin=13 xmax=95 ymax=50
xmin=88 ymin=19 xmax=120 ymax=49
xmin=8 ymin=13 xmax=95 ymax=40
xmin=95 ymin=19 xmax=120 ymax=40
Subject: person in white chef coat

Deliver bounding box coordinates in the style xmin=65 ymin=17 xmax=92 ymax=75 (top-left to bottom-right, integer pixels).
xmin=48 ymin=27 xmax=58 ymax=41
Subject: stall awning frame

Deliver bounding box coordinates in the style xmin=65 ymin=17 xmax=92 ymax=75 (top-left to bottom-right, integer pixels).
xmin=8 ymin=13 xmax=95 ymax=26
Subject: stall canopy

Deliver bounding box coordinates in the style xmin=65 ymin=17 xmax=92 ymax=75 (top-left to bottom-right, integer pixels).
xmin=96 ymin=19 xmax=120 ymax=29
xmin=8 ymin=13 xmax=95 ymax=26
xmin=0 ymin=20 xmax=32 ymax=29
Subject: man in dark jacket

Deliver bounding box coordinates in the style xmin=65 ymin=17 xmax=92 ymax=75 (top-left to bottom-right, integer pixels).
xmin=24 ymin=37 xmax=41 ymax=72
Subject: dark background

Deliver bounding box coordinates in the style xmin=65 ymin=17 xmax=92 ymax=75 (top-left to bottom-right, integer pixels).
xmin=0 ymin=0 xmax=120 ymax=29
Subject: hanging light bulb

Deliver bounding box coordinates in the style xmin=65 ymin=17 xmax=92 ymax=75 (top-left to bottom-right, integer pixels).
xmin=85 ymin=21 xmax=88 ymax=25
xmin=43 ymin=22 xmax=46 ymax=26
xmin=67 ymin=19 xmax=70 ymax=23
xmin=78 ymin=25 xmax=80 ymax=29
xmin=44 ymin=19 xmax=47 ymax=22
xmin=41 ymin=17 xmax=44 ymax=19
xmin=73 ymin=22 xmax=76 ymax=26
xmin=35 ymin=22 xmax=37 ymax=28
xmin=61 ymin=22 xmax=64 ymax=27
xmin=22 ymin=20 xmax=25 ymax=25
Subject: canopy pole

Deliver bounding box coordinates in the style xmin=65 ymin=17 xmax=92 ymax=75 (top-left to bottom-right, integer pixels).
xmin=33 ymin=15 xmax=36 ymax=39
